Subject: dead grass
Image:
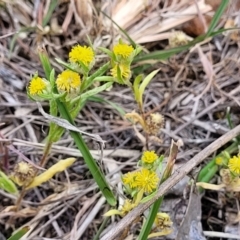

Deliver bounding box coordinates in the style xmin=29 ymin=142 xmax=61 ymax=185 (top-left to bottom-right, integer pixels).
xmin=0 ymin=0 xmax=240 ymax=239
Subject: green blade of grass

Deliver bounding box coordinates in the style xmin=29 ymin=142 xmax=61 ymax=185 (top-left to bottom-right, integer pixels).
xmin=89 ymin=96 xmax=126 ymax=117
xmin=42 ymin=0 xmax=58 ymax=27
xmin=56 ymin=100 xmax=116 ymax=206
xmin=101 ymin=11 xmax=137 ymax=48
xmin=205 ymin=0 xmax=229 ymax=37
xmin=7 ymin=227 xmax=29 ymax=240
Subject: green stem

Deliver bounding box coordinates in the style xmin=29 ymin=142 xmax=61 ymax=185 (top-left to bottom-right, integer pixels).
xmin=39 ymin=141 xmax=53 ymax=167
xmin=138 ymin=141 xmax=178 ymax=240
xmin=197 ymin=141 xmax=239 ymax=182
xmin=93 ymin=217 xmax=110 ymax=240
xmin=56 ymin=100 xmax=116 ymax=206
xmin=138 ymin=197 xmax=163 ymax=240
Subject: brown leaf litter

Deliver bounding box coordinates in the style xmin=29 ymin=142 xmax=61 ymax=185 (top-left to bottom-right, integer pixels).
xmin=1 ymin=0 xmax=240 ymax=239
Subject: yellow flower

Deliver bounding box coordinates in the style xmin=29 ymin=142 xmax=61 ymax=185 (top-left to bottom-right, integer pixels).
xmin=122 ymin=171 xmax=137 ymax=188
xmin=29 ymin=76 xmax=47 ymax=95
xmin=56 ymin=70 xmax=81 ymax=93
xmin=142 ymin=151 xmax=158 ymax=164
xmin=228 ymin=155 xmax=240 ymax=174
xmin=113 ymin=43 xmax=134 ymax=58
xmin=215 ymin=157 xmax=223 ymax=165
xmin=111 ymin=64 xmax=131 ymax=80
xmin=69 ymin=45 xmax=94 ymax=66
xmin=135 ymin=168 xmax=159 ymax=193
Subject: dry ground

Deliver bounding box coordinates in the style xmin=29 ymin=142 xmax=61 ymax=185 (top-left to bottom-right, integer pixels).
xmin=0 ymin=0 xmax=240 ymax=239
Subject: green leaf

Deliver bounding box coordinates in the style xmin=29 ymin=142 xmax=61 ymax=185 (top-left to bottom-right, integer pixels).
xmin=206 ymin=0 xmax=229 ymax=37
xmin=101 ymin=12 xmax=137 ymax=48
xmin=81 ymin=82 xmax=113 ymax=101
xmin=82 ymin=62 xmax=110 ymax=90
xmin=138 ymin=69 xmax=160 ymax=107
xmin=89 ymin=96 xmax=126 ymax=117
xmin=98 ymin=47 xmax=114 ymax=58
xmin=56 ymin=100 xmax=117 ymax=206
xmin=0 ymin=171 xmax=18 ymax=194
xmin=133 ymin=74 xmax=143 ymax=102
xmin=140 ymin=191 xmax=157 ymax=203
xmin=42 ymin=0 xmax=58 ymax=27
xmin=38 ymin=46 xmax=53 ymax=80
xmin=7 ymin=226 xmax=29 ymax=240
xmin=9 ymin=27 xmax=36 ymax=59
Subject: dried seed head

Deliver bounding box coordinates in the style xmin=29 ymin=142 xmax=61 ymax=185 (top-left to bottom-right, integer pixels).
xmin=220 ymin=169 xmax=232 ymax=185
xmin=11 ymin=162 xmax=36 ymax=187
xmin=168 ymin=31 xmax=192 ymax=48
xmin=145 ymin=113 xmax=164 ymax=135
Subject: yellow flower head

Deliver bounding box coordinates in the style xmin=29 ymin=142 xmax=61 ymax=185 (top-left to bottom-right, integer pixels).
xmin=29 ymin=76 xmax=47 ymax=95
xmin=113 ymin=42 xmax=134 ymax=59
xmin=135 ymin=168 xmax=159 ymax=193
xmin=215 ymin=157 xmax=223 ymax=166
xmin=69 ymin=45 xmax=94 ymax=66
xmin=110 ymin=64 xmax=131 ymax=80
xmin=142 ymin=151 xmax=158 ymax=164
xmin=56 ymin=70 xmax=81 ymax=93
xmin=122 ymin=171 xmax=137 ymax=188
xmin=228 ymin=155 xmax=240 ymax=175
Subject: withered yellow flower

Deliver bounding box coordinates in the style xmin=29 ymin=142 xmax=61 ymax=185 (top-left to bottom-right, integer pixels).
xmin=11 ymin=162 xmax=36 ymax=187
xmin=145 ymin=113 xmax=164 ymax=135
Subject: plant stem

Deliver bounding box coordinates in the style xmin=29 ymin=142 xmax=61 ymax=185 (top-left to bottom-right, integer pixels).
xmin=39 ymin=141 xmax=53 ymax=167
xmin=56 ymin=100 xmax=116 ymax=206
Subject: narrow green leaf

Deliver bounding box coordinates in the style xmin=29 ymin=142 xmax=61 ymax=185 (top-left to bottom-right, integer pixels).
xmin=98 ymin=47 xmax=114 ymax=58
xmin=81 ymin=82 xmax=113 ymax=101
xmin=38 ymin=46 xmax=52 ymax=80
xmin=82 ymin=62 xmax=110 ymax=90
xmin=89 ymin=96 xmax=126 ymax=117
xmin=101 ymin=11 xmax=137 ymax=48
xmin=9 ymin=27 xmax=36 ymax=58
xmin=42 ymin=0 xmax=58 ymax=27
xmin=0 ymin=171 xmax=18 ymax=194
xmin=7 ymin=226 xmax=29 ymax=240
xmin=133 ymin=74 xmax=143 ymax=102
xmin=55 ymin=58 xmax=77 ymax=72
xmin=206 ymin=0 xmax=229 ymax=37
xmin=140 ymin=191 xmax=157 ymax=203
xmin=56 ymin=100 xmax=117 ymax=206
xmin=138 ymin=69 xmax=159 ymax=107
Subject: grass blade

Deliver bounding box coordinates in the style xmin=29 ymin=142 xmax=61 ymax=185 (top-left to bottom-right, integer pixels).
xmin=7 ymin=227 xmax=29 ymax=240
xmin=206 ymin=0 xmax=229 ymax=37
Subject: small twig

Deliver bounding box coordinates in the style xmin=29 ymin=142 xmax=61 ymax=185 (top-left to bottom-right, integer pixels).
xmin=203 ymin=231 xmax=240 ymax=239
xmin=101 ymin=124 xmax=240 ymax=240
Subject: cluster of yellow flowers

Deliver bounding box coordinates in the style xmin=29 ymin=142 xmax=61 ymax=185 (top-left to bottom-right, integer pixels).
xmin=110 ymin=40 xmax=140 ymax=85
xmin=104 ymin=150 xmax=161 ymax=217
xmin=28 ymin=41 xmax=139 ymax=101
xmin=123 ymin=151 xmax=159 ymax=194
xmin=28 ymin=45 xmax=95 ymax=99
